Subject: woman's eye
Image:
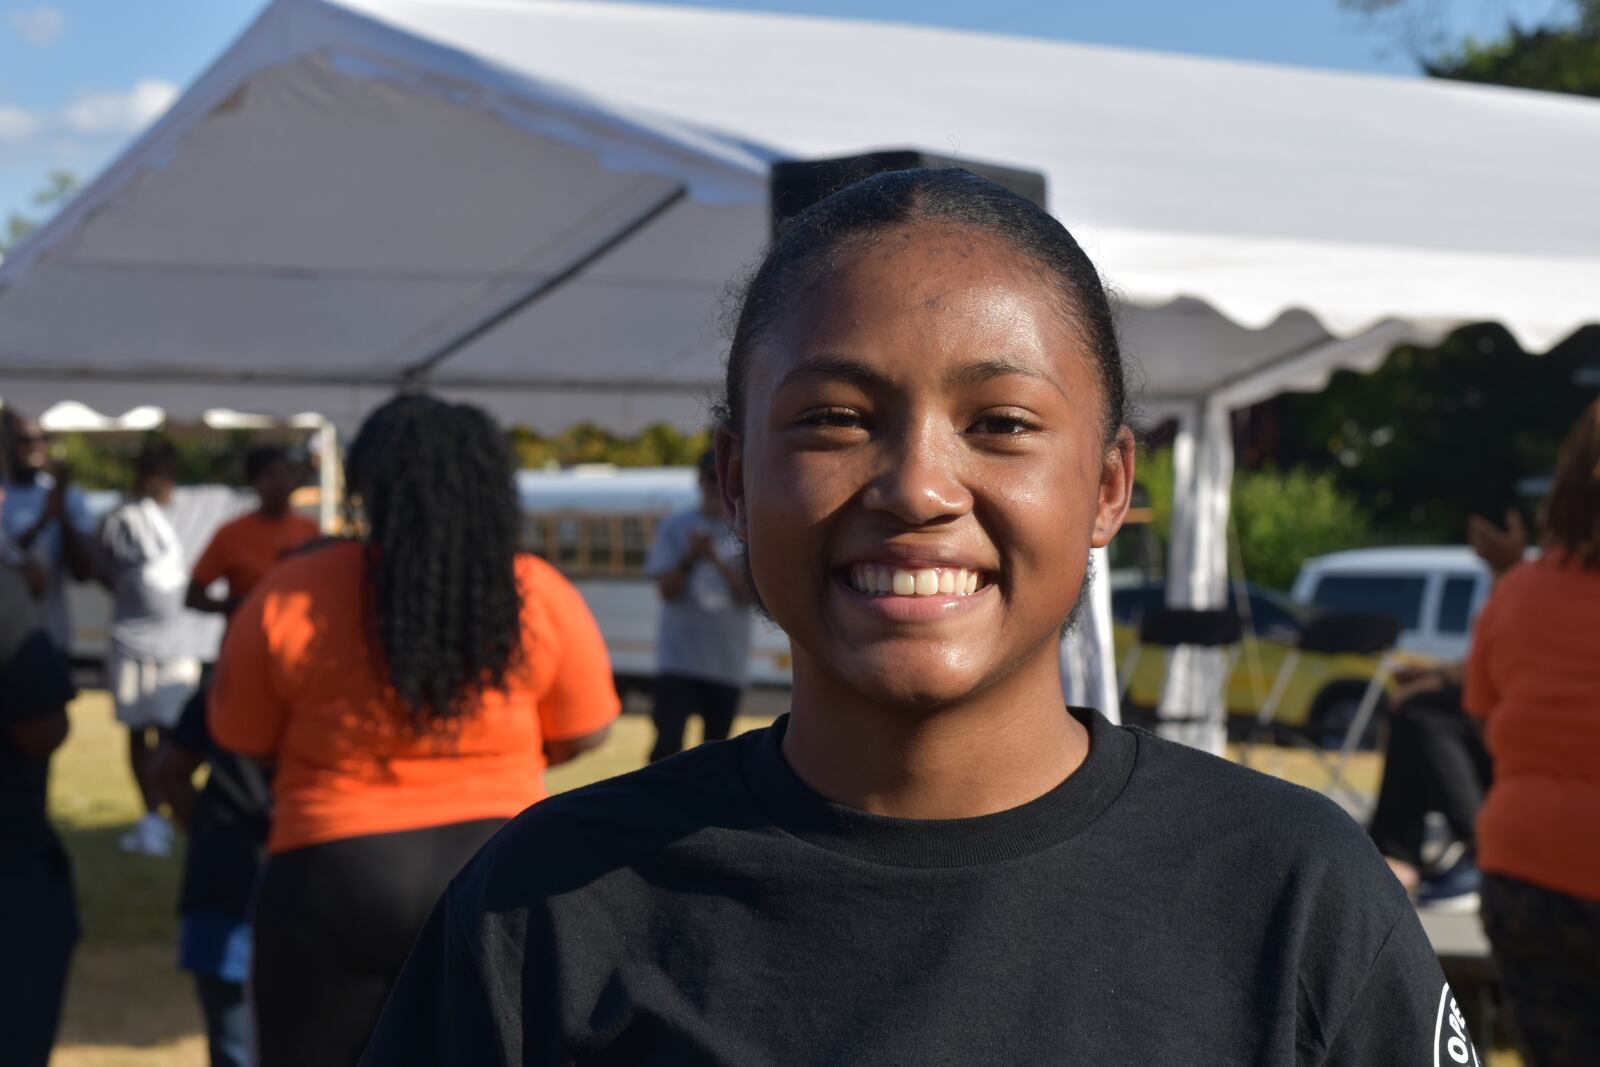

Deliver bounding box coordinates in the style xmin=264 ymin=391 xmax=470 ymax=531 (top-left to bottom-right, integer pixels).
xmin=801 ymin=408 xmax=865 ymax=429
xmin=969 ymin=414 xmax=1035 ymax=436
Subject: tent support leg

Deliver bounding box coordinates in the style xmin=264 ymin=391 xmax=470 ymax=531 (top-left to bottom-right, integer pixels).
xmin=1156 ymin=399 xmax=1235 ymax=754
xmin=315 ymin=419 xmax=340 ymax=533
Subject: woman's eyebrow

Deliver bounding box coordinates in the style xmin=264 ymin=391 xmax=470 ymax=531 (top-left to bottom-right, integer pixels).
xmin=775 ymin=354 xmax=1067 ymax=398
xmin=775 ymin=354 xmax=886 ymax=392
xmin=944 ymin=357 xmax=1067 ymax=398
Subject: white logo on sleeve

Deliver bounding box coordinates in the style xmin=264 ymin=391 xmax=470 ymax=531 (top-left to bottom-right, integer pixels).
xmin=1433 ymin=984 xmax=1480 ymax=1067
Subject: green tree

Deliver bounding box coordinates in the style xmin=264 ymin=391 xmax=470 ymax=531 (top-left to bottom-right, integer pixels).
xmin=1275 ymin=325 xmax=1595 ymax=544
xmin=1 ymin=171 xmax=79 ymax=258
xmin=1344 ymin=0 xmax=1600 ymax=95
xmin=1135 ymin=448 xmax=1372 ymax=592
xmin=1231 ymin=467 xmax=1371 ymax=591
xmin=55 ymin=429 xmax=258 ymax=492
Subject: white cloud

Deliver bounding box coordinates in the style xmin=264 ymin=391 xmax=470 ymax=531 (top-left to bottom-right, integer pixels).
xmin=0 ymin=103 xmax=45 ymax=143
xmin=7 ymin=6 xmax=66 ymax=47
xmin=62 ymin=79 xmax=179 ymax=136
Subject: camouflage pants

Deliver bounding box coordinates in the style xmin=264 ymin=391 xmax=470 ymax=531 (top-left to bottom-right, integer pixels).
xmin=1481 ymin=873 xmax=1600 ymax=1067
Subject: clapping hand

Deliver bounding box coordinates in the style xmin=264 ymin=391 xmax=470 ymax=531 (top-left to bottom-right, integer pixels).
xmin=686 ymin=529 xmax=715 ymax=561
xmin=1467 ymin=510 xmax=1528 ymax=578
xmin=43 ymin=461 xmax=71 ymax=520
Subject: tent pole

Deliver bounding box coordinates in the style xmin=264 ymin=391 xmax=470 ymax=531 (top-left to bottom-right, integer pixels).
xmin=1156 ymin=399 xmax=1234 ymax=753
xmin=314 ymin=418 xmax=340 ymax=534
xmin=1057 ymin=545 xmax=1120 ymax=723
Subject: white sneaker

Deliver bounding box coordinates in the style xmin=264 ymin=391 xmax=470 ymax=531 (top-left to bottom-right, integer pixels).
xmin=119 ymin=813 xmax=175 ymax=857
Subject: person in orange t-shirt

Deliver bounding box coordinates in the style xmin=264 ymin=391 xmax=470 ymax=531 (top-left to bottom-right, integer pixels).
xmin=1465 ymin=398 xmax=1600 ymax=1067
xmin=209 ymin=396 xmax=619 ymax=1067
xmin=187 ymin=446 xmax=320 ymax=615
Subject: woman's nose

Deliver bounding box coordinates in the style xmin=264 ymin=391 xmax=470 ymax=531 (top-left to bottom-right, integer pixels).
xmin=861 ymin=427 xmax=973 ymax=525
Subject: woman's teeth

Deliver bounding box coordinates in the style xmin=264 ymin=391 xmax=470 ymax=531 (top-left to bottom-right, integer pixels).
xmin=847 ymin=565 xmax=983 ymax=597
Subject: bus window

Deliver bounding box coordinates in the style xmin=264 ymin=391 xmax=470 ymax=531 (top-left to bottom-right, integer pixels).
xmin=622 ymin=517 xmax=650 ymax=571
xmin=590 ymin=517 xmax=615 ymax=573
xmin=521 ymin=514 xmax=548 ymax=558
xmin=554 ymin=516 xmax=583 ymax=569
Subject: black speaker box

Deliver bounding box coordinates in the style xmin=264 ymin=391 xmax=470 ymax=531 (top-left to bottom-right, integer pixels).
xmin=769 ymin=150 xmax=1048 ymax=236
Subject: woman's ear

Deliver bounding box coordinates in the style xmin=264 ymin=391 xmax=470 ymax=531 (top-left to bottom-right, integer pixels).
xmin=715 ymin=427 xmax=748 ymax=540
xmin=1091 ymin=427 xmax=1136 ymax=549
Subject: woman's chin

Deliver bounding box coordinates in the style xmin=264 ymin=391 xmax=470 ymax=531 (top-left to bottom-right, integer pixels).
xmin=818 ymin=646 xmax=995 ymax=711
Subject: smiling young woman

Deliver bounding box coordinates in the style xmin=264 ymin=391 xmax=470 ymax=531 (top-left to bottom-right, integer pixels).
xmin=360 ymin=170 xmax=1473 ymax=1066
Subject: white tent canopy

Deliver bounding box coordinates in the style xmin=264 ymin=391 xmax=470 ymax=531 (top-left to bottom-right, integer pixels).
xmin=2 ymin=0 xmax=1596 ymax=745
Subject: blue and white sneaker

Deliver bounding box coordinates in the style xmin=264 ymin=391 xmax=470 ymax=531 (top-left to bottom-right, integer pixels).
xmin=1415 ymin=851 xmax=1480 ymax=913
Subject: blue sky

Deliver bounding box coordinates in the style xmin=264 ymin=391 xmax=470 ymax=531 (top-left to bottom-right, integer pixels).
xmin=0 ymin=0 xmax=1570 ymax=225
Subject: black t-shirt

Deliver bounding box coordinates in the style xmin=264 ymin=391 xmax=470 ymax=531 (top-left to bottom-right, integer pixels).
xmin=169 ymin=688 xmax=272 ymax=917
xmin=361 ymin=709 xmax=1479 ymax=1066
xmin=0 ymin=567 xmax=76 ymax=860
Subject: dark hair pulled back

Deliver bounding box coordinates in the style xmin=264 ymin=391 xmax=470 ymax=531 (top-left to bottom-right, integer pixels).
xmin=344 ymin=393 xmax=523 ymax=723
xmin=134 ymin=438 xmax=181 ymax=482
xmin=720 ymin=167 xmax=1127 ymax=440
xmin=244 ymin=445 xmax=291 ymax=484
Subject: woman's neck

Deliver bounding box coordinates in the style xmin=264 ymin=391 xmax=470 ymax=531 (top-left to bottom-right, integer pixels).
xmin=781 ymin=645 xmax=1088 ymax=820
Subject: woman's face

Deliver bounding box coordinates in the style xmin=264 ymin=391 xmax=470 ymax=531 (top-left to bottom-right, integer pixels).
xmin=722 ymin=224 xmax=1134 ymax=710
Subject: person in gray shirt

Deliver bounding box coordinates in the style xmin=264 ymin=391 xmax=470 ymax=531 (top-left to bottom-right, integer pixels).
xmin=100 ymin=441 xmax=203 ymax=856
xmin=644 ymin=450 xmax=752 ymax=761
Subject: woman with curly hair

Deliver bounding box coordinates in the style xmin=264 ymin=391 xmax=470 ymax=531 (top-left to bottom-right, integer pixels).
xmin=210 ymin=394 xmax=618 ymax=1067
xmin=1466 ymin=398 xmax=1600 ymax=1067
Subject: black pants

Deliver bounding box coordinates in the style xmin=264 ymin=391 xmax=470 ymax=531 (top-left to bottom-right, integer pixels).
xmin=1482 ymin=873 xmax=1600 ymax=1067
xmin=250 ymin=819 xmax=504 ymax=1067
xmin=0 ymin=846 xmax=78 ymax=1067
xmin=1367 ymin=688 xmax=1491 ymax=868
xmin=650 ymin=673 xmax=741 ymax=762
xmin=194 ymin=974 xmax=249 ymax=1067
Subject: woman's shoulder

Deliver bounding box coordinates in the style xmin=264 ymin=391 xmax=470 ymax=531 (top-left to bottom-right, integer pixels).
xmin=1119 ymin=725 xmax=1396 ymax=879
xmin=251 ymin=537 xmax=363 ymax=590
xmin=512 ymin=553 xmax=602 ymax=643
xmin=514 ymin=551 xmax=571 ymax=591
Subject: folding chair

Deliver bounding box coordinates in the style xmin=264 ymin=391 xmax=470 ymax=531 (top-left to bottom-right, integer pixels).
xmin=1139 ymin=607 xmax=1243 ymax=747
xmin=1247 ymin=612 xmax=1402 ymax=813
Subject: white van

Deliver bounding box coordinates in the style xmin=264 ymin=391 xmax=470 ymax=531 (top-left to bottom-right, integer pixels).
xmin=1290 ymin=547 xmax=1491 ymax=662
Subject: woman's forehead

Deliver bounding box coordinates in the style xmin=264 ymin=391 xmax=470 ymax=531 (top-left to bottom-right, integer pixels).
xmin=760 ymin=227 xmax=1087 ymax=383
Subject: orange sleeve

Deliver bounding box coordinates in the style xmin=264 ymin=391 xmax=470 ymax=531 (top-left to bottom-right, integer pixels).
xmin=525 ymin=560 xmax=620 ymax=742
xmin=191 ymin=524 xmax=233 ymax=589
xmin=1463 ymin=587 xmax=1500 ymax=720
xmin=208 ymin=581 xmax=292 ymax=757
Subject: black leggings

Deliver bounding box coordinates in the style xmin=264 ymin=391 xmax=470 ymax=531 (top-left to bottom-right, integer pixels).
xmin=1482 ymin=873 xmax=1600 ymax=1067
xmin=1367 ymin=688 xmax=1491 ymax=868
xmin=251 ymin=819 xmax=504 ymax=1067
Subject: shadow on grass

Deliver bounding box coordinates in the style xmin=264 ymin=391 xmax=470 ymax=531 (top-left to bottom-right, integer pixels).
xmin=55 ymin=821 xmax=201 ymax=1049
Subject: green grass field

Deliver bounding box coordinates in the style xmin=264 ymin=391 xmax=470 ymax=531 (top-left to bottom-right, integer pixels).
xmin=45 ymin=690 xmax=1518 ymax=1066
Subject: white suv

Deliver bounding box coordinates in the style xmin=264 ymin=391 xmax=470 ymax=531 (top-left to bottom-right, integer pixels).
xmin=1290 ymin=547 xmax=1491 ymax=662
